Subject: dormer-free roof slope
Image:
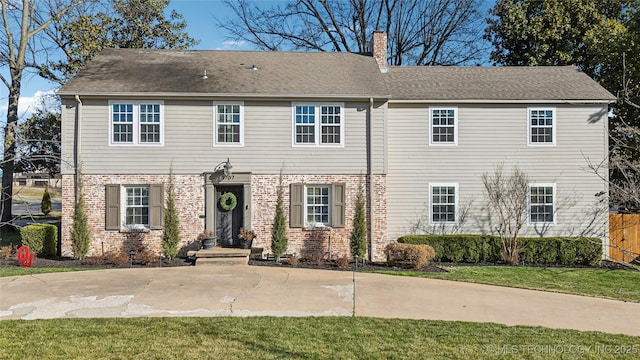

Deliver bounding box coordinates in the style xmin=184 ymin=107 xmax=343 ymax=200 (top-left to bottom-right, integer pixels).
xmin=59 ymin=48 xmax=389 ymax=98
xmin=59 ymin=48 xmax=615 ymax=103
xmin=383 ymin=65 xmax=615 ymax=102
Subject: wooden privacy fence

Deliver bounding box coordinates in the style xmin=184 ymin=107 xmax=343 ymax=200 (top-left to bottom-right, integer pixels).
xmin=609 ymin=214 xmax=640 ymax=263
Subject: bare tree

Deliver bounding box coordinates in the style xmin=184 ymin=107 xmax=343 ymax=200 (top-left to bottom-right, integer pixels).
xmin=1 ymin=0 xmax=88 ymax=230
xmin=482 ymin=164 xmax=529 ymax=265
xmin=218 ymin=0 xmax=487 ymax=65
xmin=409 ymin=200 xmax=473 ymax=235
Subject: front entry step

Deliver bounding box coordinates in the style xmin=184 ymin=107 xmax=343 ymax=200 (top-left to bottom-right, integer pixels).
xmin=190 ymin=247 xmax=251 ymax=266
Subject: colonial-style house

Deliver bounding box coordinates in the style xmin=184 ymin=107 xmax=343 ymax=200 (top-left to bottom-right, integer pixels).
xmin=58 ymin=32 xmax=614 ymax=261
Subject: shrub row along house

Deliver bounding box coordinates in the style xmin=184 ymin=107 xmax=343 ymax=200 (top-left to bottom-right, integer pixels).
xmin=58 ymin=32 xmax=614 ymax=261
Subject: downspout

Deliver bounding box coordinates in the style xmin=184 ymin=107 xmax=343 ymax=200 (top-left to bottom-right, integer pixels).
xmin=74 ymin=95 xmax=82 ymax=202
xmin=367 ymin=97 xmax=374 ymax=262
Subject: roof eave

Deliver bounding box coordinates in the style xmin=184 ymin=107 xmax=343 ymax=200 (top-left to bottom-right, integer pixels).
xmin=387 ymin=98 xmax=615 ymax=104
xmin=57 ymin=91 xmax=391 ymax=100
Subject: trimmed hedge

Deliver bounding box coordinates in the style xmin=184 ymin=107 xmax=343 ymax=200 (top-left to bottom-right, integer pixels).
xmin=397 ymin=235 xmax=602 ymax=266
xmin=20 ymin=224 xmax=58 ymax=257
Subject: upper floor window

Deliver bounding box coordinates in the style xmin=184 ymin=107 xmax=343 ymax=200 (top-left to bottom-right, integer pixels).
xmin=529 ymin=184 xmax=555 ymax=224
xmin=293 ymin=103 xmax=344 ymax=146
xmin=215 ymin=103 xmax=244 ymax=146
xmin=430 ymin=107 xmax=457 ymax=145
xmin=430 ymin=183 xmax=457 ymax=223
xmin=528 ymin=108 xmax=555 ymax=146
xmin=110 ymin=101 xmax=164 ymax=146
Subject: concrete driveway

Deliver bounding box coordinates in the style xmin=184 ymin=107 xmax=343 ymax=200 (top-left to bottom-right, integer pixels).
xmin=1 ymin=266 xmax=639 ymax=336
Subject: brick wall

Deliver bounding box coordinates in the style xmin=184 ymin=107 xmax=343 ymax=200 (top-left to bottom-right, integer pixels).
xmin=251 ymin=174 xmax=388 ymax=261
xmin=61 ymin=174 xmax=204 ymax=257
xmin=62 ymin=173 xmax=389 ymax=261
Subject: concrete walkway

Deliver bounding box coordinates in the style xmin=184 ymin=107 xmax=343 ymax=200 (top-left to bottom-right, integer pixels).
xmin=1 ymin=266 xmax=639 ymax=336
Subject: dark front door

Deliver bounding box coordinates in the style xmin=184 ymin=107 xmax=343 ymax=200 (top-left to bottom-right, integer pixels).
xmin=216 ymin=186 xmax=244 ymax=247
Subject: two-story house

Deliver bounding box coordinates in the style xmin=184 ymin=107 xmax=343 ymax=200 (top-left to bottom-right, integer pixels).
xmin=58 ymin=32 xmax=614 ymax=261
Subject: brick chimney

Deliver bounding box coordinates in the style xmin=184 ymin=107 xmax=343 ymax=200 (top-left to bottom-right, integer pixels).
xmin=371 ymin=31 xmax=387 ymax=72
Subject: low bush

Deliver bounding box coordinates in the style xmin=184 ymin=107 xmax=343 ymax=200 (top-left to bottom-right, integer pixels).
xmin=19 ymin=224 xmax=58 ymax=257
xmin=385 ymin=243 xmax=436 ymax=269
xmin=0 ymin=245 xmax=13 ymax=260
xmin=397 ymin=235 xmax=602 ymax=266
xmin=335 ymin=255 xmax=350 ymax=268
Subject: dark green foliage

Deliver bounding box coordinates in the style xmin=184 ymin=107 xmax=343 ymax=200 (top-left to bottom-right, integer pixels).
xmin=20 ymin=224 xmax=58 ymax=257
xmin=42 ymin=0 xmax=199 ymax=83
xmin=40 ymin=188 xmax=52 ymax=215
xmin=162 ymin=168 xmax=180 ymax=259
xmin=271 ymin=183 xmax=288 ymax=261
xmin=18 ymin=110 xmax=61 ymax=176
xmin=398 ymin=235 xmax=602 ymax=266
xmin=71 ymin=183 xmax=91 ymax=259
xmin=349 ymin=185 xmax=367 ymax=260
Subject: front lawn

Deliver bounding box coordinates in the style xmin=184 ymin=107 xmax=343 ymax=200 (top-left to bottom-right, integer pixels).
xmin=375 ymin=266 xmax=640 ymax=302
xmin=0 ymin=317 xmax=638 ymax=359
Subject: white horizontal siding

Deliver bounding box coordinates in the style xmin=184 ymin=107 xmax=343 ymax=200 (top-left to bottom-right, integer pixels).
xmin=386 ymin=103 xmax=609 ymax=241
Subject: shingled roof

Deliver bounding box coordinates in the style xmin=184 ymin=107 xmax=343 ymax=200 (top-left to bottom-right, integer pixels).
xmin=383 ymin=65 xmax=615 ymax=102
xmin=59 ymin=48 xmax=615 ymax=102
xmin=58 ymin=48 xmax=388 ymax=98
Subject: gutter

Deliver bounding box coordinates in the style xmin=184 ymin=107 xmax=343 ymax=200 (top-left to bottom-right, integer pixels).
xmin=367 ymin=97 xmax=374 ymax=262
xmin=74 ymin=95 xmax=82 ymax=201
xmin=57 ymin=91 xmax=392 ymax=101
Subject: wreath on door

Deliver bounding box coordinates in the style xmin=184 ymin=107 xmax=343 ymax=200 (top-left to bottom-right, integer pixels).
xmin=219 ymin=192 xmax=238 ymax=211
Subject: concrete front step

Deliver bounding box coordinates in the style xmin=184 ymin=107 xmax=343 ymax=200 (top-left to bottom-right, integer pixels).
xmin=189 ymin=247 xmax=251 ymax=266
xmin=196 ymin=257 xmax=248 ymax=266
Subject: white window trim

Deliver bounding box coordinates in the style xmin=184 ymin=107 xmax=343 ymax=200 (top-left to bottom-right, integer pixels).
xmin=121 ymin=185 xmax=150 ymax=230
xmin=429 ymin=183 xmax=459 ymax=224
xmin=108 ymin=100 xmax=165 ymax=146
xmin=527 ymin=107 xmax=556 ymax=146
xmin=429 ymin=106 xmax=458 ymax=146
xmin=291 ymin=103 xmax=345 ymax=147
xmin=304 ymin=184 xmax=332 ymax=227
xmin=213 ymin=101 xmax=244 ymax=147
xmin=528 ymin=183 xmax=557 ymax=225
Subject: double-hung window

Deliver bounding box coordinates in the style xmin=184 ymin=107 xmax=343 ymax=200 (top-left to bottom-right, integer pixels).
xmin=105 ymin=184 xmax=164 ymax=231
xmin=289 ymin=183 xmax=345 ymax=228
xmin=430 ymin=183 xmax=457 ymax=223
xmin=125 ymin=186 xmax=149 ymax=228
xmin=430 ymin=107 xmax=457 ymax=145
xmin=214 ymin=103 xmax=244 ymax=146
xmin=528 ymin=108 xmax=555 ymax=145
xmin=293 ymin=103 xmax=344 ymax=146
xmin=305 ymin=185 xmax=331 ymax=226
xmin=529 ymin=184 xmax=555 ymax=224
xmin=110 ymin=101 xmax=164 ymax=146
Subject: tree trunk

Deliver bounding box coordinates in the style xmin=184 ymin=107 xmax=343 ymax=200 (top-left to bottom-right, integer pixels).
xmin=1 ymin=72 xmax=21 ymax=229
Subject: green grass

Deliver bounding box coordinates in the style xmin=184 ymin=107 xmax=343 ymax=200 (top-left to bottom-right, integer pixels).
xmin=0 ymin=317 xmax=637 ymax=359
xmin=375 ymin=266 xmax=640 ymax=302
xmin=0 ymin=267 xmax=96 ymax=277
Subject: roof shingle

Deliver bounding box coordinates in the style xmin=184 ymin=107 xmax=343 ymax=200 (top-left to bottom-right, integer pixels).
xmin=59 ymin=49 xmax=615 ymax=102
xmin=383 ymin=66 xmax=615 ymax=101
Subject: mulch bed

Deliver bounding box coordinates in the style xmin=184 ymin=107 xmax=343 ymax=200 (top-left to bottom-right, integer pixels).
xmin=248 ymin=258 xmax=446 ymax=273
xmin=0 ymin=253 xmax=445 ymax=272
xmin=0 ymin=256 xmax=193 ymax=269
